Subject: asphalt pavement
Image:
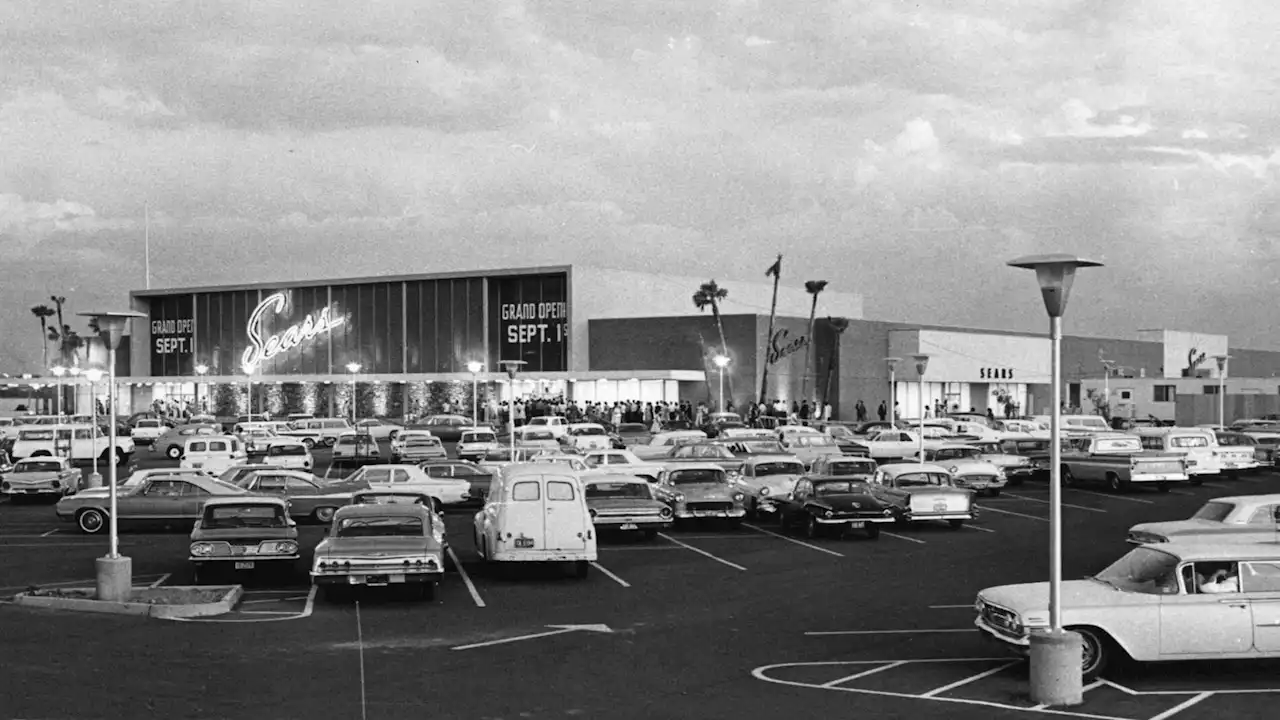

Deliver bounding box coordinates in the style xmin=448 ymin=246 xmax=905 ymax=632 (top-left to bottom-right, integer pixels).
xmin=3 ymin=445 xmax=1280 ymax=720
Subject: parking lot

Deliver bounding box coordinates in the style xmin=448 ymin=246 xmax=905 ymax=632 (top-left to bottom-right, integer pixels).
xmin=3 ymin=444 xmax=1280 ymax=720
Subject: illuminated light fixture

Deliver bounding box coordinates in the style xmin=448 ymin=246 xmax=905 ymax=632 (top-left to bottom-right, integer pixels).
xmin=241 ymin=292 xmax=344 ymax=371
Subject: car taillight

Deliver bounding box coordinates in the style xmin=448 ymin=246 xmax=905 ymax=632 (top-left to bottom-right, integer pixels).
xmin=589 ymin=508 xmax=597 ymax=518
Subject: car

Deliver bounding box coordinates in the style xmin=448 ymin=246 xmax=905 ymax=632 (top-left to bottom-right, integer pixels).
xmin=1214 ymin=431 xmax=1270 ymax=474
xmin=580 ymin=449 xmax=665 ymax=481
xmin=734 ymin=454 xmax=807 ymax=517
xmin=130 ymin=418 xmax=167 ymax=445
xmin=629 ymin=430 xmax=709 ymax=460
xmin=389 ymin=429 xmax=433 ymax=455
xmin=332 ymin=431 xmax=381 ymax=466
xmin=715 ymin=437 xmax=792 ymax=458
xmin=718 ymin=428 xmax=777 ymax=441
xmin=456 ymin=428 xmax=499 ymax=463
xmin=57 ymin=474 xmax=249 ymax=534
xmin=1 ymin=456 xmax=80 ymax=499
xmin=260 ymin=439 xmax=314 ymax=471
xmin=218 ymin=464 xmax=288 ymax=487
xmin=870 ymin=463 xmax=976 ymax=529
xmin=1236 ymin=431 xmax=1280 ymax=468
xmin=311 ymin=503 xmax=446 ymax=601
xmin=152 ymin=424 xmax=222 ymax=460
xmin=351 ymin=489 xmax=434 ymax=506
xmin=179 ymin=435 xmax=248 ymax=475
xmin=954 ymin=440 xmax=1039 ymax=486
xmin=998 ymin=437 xmax=1056 ymax=481
xmin=277 ymin=418 xmax=351 ymax=447
xmin=189 ymin=497 xmax=300 ymax=583
xmin=418 ymin=460 xmax=495 ymax=503
xmin=234 ymin=469 xmax=369 ymax=523
xmin=391 ymin=434 xmax=447 ymax=463
xmin=916 ymin=445 xmax=1008 ymax=496
xmin=523 ymin=415 xmax=570 ymax=439
xmin=563 ymin=423 xmax=612 ymax=452
xmin=582 ymin=473 xmax=673 ymax=539
xmin=1064 ymin=433 xmax=1190 ymax=492
xmin=611 ymin=423 xmax=652 ymax=448
xmin=0 ymin=449 xmax=13 ymax=475
xmin=345 ymin=464 xmax=470 ymax=508
xmin=239 ymin=426 xmax=281 ymax=455
xmin=524 ymin=453 xmax=589 ymax=472
xmin=700 ymin=412 xmax=744 ymax=438
xmin=1127 ymin=495 xmax=1280 ymax=545
xmin=975 ymin=540 xmax=1280 ymax=679
xmin=507 ymin=427 xmax=561 ymax=452
xmin=779 ymin=432 xmax=844 ymax=467
xmin=411 ymin=414 xmax=476 ymax=443
xmin=807 ymin=455 xmax=879 ymax=481
xmin=847 ymin=430 xmax=924 ymax=461
xmin=119 ymin=467 xmax=219 ymax=488
xmin=652 ymin=463 xmax=747 ymax=526
xmin=472 ymin=464 xmax=596 ymax=576
xmin=775 ymin=475 xmax=900 ymax=539
xmin=813 ymin=423 xmax=868 ymax=454
xmin=353 ymin=418 xmax=404 ymax=441
xmin=655 ymin=442 xmax=746 ymax=475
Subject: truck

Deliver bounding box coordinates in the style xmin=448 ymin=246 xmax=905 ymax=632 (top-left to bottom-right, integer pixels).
xmin=1059 ymin=432 xmax=1189 ymax=493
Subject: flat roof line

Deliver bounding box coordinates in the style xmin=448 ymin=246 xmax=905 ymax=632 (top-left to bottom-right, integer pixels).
xmin=129 ymin=264 xmax=573 ymax=297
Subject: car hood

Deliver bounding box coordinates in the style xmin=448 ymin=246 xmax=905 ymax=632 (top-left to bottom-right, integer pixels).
xmin=672 ymin=483 xmax=738 ymax=500
xmin=750 ymin=474 xmax=801 ymax=493
xmin=979 ymin=579 xmax=1150 ymax=612
xmin=806 ymin=492 xmax=889 ymax=511
xmin=587 ymin=497 xmax=667 ymax=511
xmin=316 ymin=537 xmax=439 ymax=556
xmin=191 ymin=527 xmax=297 ymax=542
xmin=978 ymin=454 xmax=1028 ymax=467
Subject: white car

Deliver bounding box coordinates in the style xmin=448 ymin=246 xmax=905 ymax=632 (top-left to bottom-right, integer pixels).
xmin=630 ymin=430 xmax=709 ymax=460
xmin=389 ymin=430 xmax=434 ymax=455
xmin=345 ymin=464 xmax=471 ymax=507
xmin=353 ymin=418 xmax=405 ymax=441
xmin=130 ymin=418 xmax=167 ymax=444
xmin=1 ymin=456 xmax=80 ymax=498
xmin=848 ymin=430 xmax=923 ymax=461
xmin=456 ymin=428 xmax=499 ymax=462
xmin=1127 ymin=495 xmax=1280 ymax=545
xmin=261 ymin=439 xmax=314 ymax=471
xmin=10 ymin=423 xmax=135 ymax=464
xmin=917 ymin=444 xmax=1008 ymax=495
xmin=179 ymin=435 xmax=248 ymax=475
xmin=527 ymin=454 xmax=591 ymax=473
xmin=563 ymin=423 xmax=612 ymax=452
xmin=976 ymin=541 xmax=1280 ymax=679
xmin=523 ymin=415 xmax=570 ymax=439
xmin=581 ymin=449 xmax=665 ymax=481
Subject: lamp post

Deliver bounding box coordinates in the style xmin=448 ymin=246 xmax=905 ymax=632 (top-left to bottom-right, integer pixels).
xmin=911 ymin=354 xmax=929 ymax=462
xmin=467 ymin=362 xmax=484 ymax=425
xmin=194 ymin=364 xmax=209 ymax=414
xmin=1008 ymin=253 xmax=1103 ymax=707
xmin=884 ymin=357 xmax=901 ymax=424
xmin=78 ymin=310 xmax=145 ymax=603
xmin=51 ymin=365 xmax=66 ymax=457
xmin=69 ymin=366 xmax=81 ymax=415
xmin=712 ymin=355 xmax=731 ymax=412
xmin=1212 ymin=354 xmax=1232 ymax=428
xmin=345 ymin=363 xmax=361 ymax=425
xmin=83 ymin=368 xmax=105 ymax=488
xmin=241 ymin=362 xmax=256 ymax=419
xmin=501 ymin=360 xmax=527 ymax=458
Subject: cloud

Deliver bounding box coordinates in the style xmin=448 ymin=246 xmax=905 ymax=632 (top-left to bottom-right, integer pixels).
xmin=2 ymin=0 xmax=1280 ymax=372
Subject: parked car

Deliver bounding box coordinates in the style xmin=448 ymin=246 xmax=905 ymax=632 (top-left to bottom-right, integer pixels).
xmin=1133 ymin=427 xmax=1224 ymax=480
xmin=179 ymin=435 xmax=248 ymax=475
xmin=332 ymin=431 xmax=381 ymax=466
xmin=456 ymin=428 xmax=499 ymax=463
xmin=734 ymin=454 xmax=806 ymax=517
xmin=57 ymin=474 xmax=248 ymax=534
xmin=9 ymin=423 xmax=135 ymax=465
xmin=261 ymin=439 xmax=314 ymax=471
xmin=580 ymin=449 xmax=665 ymax=481
xmin=954 ymin=440 xmax=1038 ymax=486
xmin=130 ymin=418 xmax=167 ymax=445
xmin=389 ymin=429 xmax=432 ymax=456
xmin=563 ymin=423 xmax=612 ymax=452
xmin=277 ymin=418 xmax=351 ymax=447
xmin=218 ymin=464 xmax=287 ymax=487
xmin=847 ymin=430 xmax=924 ymax=461
xmin=528 ymin=453 xmax=592 ymax=473
xmin=975 ymin=541 xmax=1280 ymax=679
xmin=715 ymin=437 xmax=792 ymax=459
xmin=473 ymin=464 xmax=596 ymax=576
xmin=916 ymin=445 xmax=1007 ymax=496
xmin=1 ymin=456 xmax=80 ymax=500
xmin=390 ymin=434 xmax=447 ymax=463
xmin=610 ymin=423 xmax=652 ymax=447
xmin=152 ymin=424 xmax=222 ymax=460
xmin=522 ymin=415 xmax=571 ymax=439
xmin=353 ymin=418 xmax=404 ymax=441
xmin=1214 ymin=431 xmax=1269 ymax=475
xmin=1234 ymin=430 xmax=1280 ymax=468
xmin=652 ymin=463 xmax=747 ymax=526
xmin=653 ymin=442 xmax=746 ymax=475
xmin=629 ymin=430 xmax=709 ymax=460
xmin=345 ymin=464 xmax=470 ymax=508
xmin=775 ymin=476 xmax=900 ymax=539
xmin=582 ymin=473 xmax=673 ymax=539
xmin=807 ymin=455 xmax=879 ymax=480
xmin=234 ymin=469 xmax=368 ymax=523
xmin=411 ymin=414 xmax=476 ymax=443
xmin=1063 ymin=433 xmax=1190 ymax=493
xmin=311 ymin=503 xmax=445 ymax=601
xmin=507 ymin=427 xmax=561 ymax=452
xmin=417 ymin=459 xmax=495 ymax=503
xmin=1127 ymin=495 xmax=1280 ymax=545
xmin=189 ymin=496 xmax=300 ymax=583
xmin=870 ymin=463 xmax=975 ymax=529
xmin=779 ymin=432 xmax=844 ymax=467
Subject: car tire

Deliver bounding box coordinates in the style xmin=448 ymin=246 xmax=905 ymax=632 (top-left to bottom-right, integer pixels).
xmin=388 ymin=430 xmax=399 ymax=441
xmin=805 ymin=515 xmax=821 ymax=539
xmin=77 ymin=508 xmax=107 ymax=534
xmin=1070 ymin=626 xmax=1116 ymax=680
xmin=574 ymin=560 xmax=589 ymax=579
xmin=312 ymin=506 xmax=337 ymax=524
xmin=301 ymin=438 xmax=315 ymax=449
xmin=166 ymin=445 xmax=182 ymax=460
xmin=1106 ymin=473 xmax=1128 ymax=493
xmin=865 ymin=523 xmax=881 ymax=540
xmin=114 ymin=449 xmax=127 ymax=466
xmin=948 ymin=519 xmax=965 ymax=530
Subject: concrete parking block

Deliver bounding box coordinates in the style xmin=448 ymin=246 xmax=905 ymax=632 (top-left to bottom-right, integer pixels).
xmin=13 ymin=584 xmax=242 ymax=619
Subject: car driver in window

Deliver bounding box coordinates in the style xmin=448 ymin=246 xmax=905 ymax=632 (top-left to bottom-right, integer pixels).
xmin=1196 ymin=563 xmax=1240 ymax=593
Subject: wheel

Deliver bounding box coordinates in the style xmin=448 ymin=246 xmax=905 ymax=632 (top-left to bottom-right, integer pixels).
xmin=302 ymin=437 xmax=315 ymax=449
xmin=1071 ymin=626 xmax=1115 ymax=680
xmin=948 ymin=519 xmax=965 ymax=529
xmin=865 ymin=523 xmax=881 ymax=540
xmin=312 ymin=506 xmax=337 ymax=524
xmin=114 ymin=449 xmax=127 ymax=466
xmin=574 ymin=560 xmax=589 ymax=579
xmin=805 ymin=515 xmax=821 ymax=539
xmin=989 ymin=488 xmax=1001 ymax=497
xmin=1156 ymin=482 xmax=1170 ymax=493
xmin=1106 ymin=473 xmax=1128 ymax=493
xmin=1061 ymin=466 xmax=1076 ymax=486
xmin=388 ymin=430 xmax=399 ymax=441
xmin=642 ymin=529 xmax=658 ymax=541
xmin=77 ymin=508 xmax=107 ymax=534
xmin=166 ymin=445 xmax=182 ymax=460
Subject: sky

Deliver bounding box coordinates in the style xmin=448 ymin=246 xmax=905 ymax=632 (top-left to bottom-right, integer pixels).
xmin=3 ymin=0 xmax=1280 ymax=371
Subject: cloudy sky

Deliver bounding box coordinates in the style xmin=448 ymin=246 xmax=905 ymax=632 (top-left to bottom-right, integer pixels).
xmin=3 ymin=0 xmax=1279 ymax=370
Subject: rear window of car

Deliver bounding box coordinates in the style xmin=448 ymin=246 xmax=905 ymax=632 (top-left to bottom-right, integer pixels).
xmin=586 ymin=482 xmax=651 ymax=499
xmin=269 ymin=445 xmax=308 ymax=456
xmin=205 ymin=505 xmax=286 ymax=528
xmin=18 ymin=460 xmax=63 ymax=472
xmin=512 ymin=481 xmax=541 ymax=501
xmin=336 ymin=517 xmax=424 ymax=537
xmin=669 ymin=469 xmax=724 ymax=485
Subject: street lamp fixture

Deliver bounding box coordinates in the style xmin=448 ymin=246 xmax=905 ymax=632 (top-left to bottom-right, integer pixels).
xmin=712 ymin=355 xmax=731 ymax=412
xmin=1212 ymin=354 xmax=1232 ymax=429
xmin=467 ymin=361 xmax=484 ymax=425
xmin=194 ymin=363 xmax=209 ymax=415
xmin=50 ymin=365 xmax=66 ymax=455
xmin=69 ymin=366 xmax=81 ymax=416
xmin=1008 ymin=253 xmax=1103 ymax=707
xmin=884 ymin=357 xmax=901 ymax=423
xmin=345 ymin=363 xmax=361 ymax=425
xmin=78 ymin=310 xmax=145 ymax=604
xmin=501 ymin=360 xmax=527 ymax=458
xmin=910 ymin=354 xmax=929 ymax=462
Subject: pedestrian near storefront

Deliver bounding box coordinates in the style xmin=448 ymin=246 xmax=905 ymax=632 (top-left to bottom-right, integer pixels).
xmin=877 ymin=401 xmax=887 ymax=421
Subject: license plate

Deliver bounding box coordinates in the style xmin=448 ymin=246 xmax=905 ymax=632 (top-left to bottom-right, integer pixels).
xmin=933 ymin=501 xmax=948 ymax=511
xmin=24 ymin=489 xmax=39 ymax=494
xmin=619 ymin=523 xmax=638 ymax=530
xmin=365 ymin=575 xmax=389 ymax=586
xmin=515 ymin=538 xmax=535 ymax=548
xmin=848 ymin=521 xmax=866 ymax=529
xmin=234 ymin=561 xmax=254 ymax=570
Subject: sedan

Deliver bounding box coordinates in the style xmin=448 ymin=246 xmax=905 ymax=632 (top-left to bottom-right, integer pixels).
xmin=152 ymin=424 xmax=222 ymax=460
xmin=408 ymin=415 xmax=473 ymax=443
xmin=57 ymin=474 xmax=248 ymax=534
xmin=235 ymin=469 xmax=368 ymax=523
xmin=353 ymin=418 xmax=404 ymax=441
xmin=1127 ymin=494 xmax=1280 ymax=545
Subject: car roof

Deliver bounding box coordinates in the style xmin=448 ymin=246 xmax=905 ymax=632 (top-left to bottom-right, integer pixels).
xmin=1204 ymin=494 xmax=1280 ymax=506
xmin=186 ymin=434 xmax=238 ymax=443
xmin=15 ymin=456 xmax=64 ymax=464
xmin=746 ymin=454 xmax=805 ymax=464
xmin=931 ymin=443 xmax=982 ymax=450
xmin=352 ymin=489 xmax=430 ymax=499
xmin=203 ymin=496 xmax=287 ymax=509
xmin=500 ymin=464 xmax=580 ymax=481
xmin=1152 ymin=540 xmax=1280 ymax=562
xmin=878 ymin=462 xmax=952 ymax=475
xmin=583 ymin=473 xmax=648 ymax=485
xmin=665 ymin=462 xmax=729 ymax=473
xmin=333 ymin=503 xmax=431 ymax=520
xmin=805 ymin=474 xmax=874 ymax=482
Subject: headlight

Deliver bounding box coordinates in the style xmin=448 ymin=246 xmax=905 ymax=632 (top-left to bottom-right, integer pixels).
xmin=732 ymin=492 xmax=745 ymax=502
xmin=759 ymin=487 xmax=771 ymax=496
xmin=948 ymin=466 xmax=958 ymax=473
xmin=673 ymin=493 xmax=685 ymax=503
xmin=190 ymin=543 xmax=214 ymax=556
xmin=659 ymin=507 xmax=673 ymax=518
xmin=268 ymin=541 xmax=298 ymax=554
xmin=824 ymin=509 xmax=834 ymax=518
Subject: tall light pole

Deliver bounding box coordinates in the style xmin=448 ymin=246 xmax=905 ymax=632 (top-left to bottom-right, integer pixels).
xmin=501 ymin=360 xmax=527 ymax=458
xmin=1213 ymin=354 xmax=1232 ymax=428
xmin=911 ymin=354 xmax=929 ymax=462
xmin=51 ymin=365 xmax=66 ymax=457
xmin=84 ymin=368 xmax=105 ymax=488
xmin=79 ymin=310 xmax=145 ymax=603
xmin=194 ymin=363 xmax=209 ymax=415
xmin=69 ymin=366 xmax=81 ymax=416
xmin=885 ymin=357 xmax=901 ymax=425
xmin=241 ymin=362 xmax=256 ymax=419
xmin=467 ymin=362 xmax=484 ymax=425
xmin=713 ymin=355 xmax=731 ymax=412
xmin=1008 ymin=253 xmax=1103 ymax=707
xmin=345 ymin=363 xmax=361 ymax=425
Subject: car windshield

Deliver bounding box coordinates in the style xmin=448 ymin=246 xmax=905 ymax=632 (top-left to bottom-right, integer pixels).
xmin=825 ymin=461 xmax=876 ymax=477
xmin=669 ymin=469 xmax=725 ymax=485
xmin=337 ymin=435 xmax=375 ymax=446
xmin=203 ymin=505 xmax=288 ymax=529
xmin=683 ymin=445 xmax=734 ymax=459
xmin=1191 ymin=501 xmax=1235 ymax=522
xmin=935 ymin=448 xmax=979 ymax=460
xmin=522 ymin=431 xmax=555 ymax=440
xmin=1093 ymin=547 xmax=1181 ymax=594
xmin=336 ymin=517 xmax=425 ymax=537
xmin=1217 ymin=434 xmax=1253 ymax=446
xmin=755 ymin=461 xmax=805 ymax=476
xmin=269 ymin=445 xmax=307 ymax=456
xmin=461 ymin=433 xmax=495 ymax=443
xmin=827 ymin=426 xmax=855 ymax=440
xmin=795 ymin=436 xmax=837 ymax=448
xmin=483 ymin=449 xmax=514 ymax=461
xmin=572 ymin=427 xmax=606 ymax=436
xmin=17 ymin=461 xmax=62 ymax=473
xmin=534 ymin=457 xmax=580 ymax=468
xmin=893 ymin=472 xmax=951 ymax=487
xmin=814 ymin=481 xmax=865 ymax=496
xmin=586 ymin=482 xmax=652 ymax=499
xmin=356 ymin=494 xmax=428 ymax=505
xmin=1255 ymin=437 xmax=1280 ymax=447
xmin=407 ymin=438 xmax=441 ymax=446
xmin=1170 ymin=435 xmax=1210 ymax=448
xmin=617 ymin=424 xmax=647 ymax=434
xmin=1095 ymin=438 xmax=1141 ymax=452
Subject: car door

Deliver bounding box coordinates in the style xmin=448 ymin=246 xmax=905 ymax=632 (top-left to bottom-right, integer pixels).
xmin=506 ymin=479 xmax=547 ymax=548
xmin=781 ymin=479 xmax=809 ymax=522
xmin=136 ymin=479 xmax=183 ymax=519
xmin=1159 ymin=563 xmax=1254 ymax=655
xmin=1242 ymin=561 xmax=1280 ymax=652
xmin=544 ymin=478 xmax=586 ymax=551
xmin=176 ymin=480 xmax=213 ymax=519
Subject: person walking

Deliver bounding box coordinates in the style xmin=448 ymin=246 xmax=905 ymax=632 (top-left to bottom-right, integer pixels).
xmin=877 ymin=401 xmax=887 ymax=421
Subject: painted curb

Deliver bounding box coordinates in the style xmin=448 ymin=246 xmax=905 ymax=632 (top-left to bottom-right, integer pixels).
xmin=12 ymin=585 xmax=243 ymax=619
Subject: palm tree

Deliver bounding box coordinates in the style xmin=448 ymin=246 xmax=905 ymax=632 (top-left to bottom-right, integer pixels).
xmin=801 ymin=280 xmax=828 ymax=404
xmin=692 ymin=280 xmax=734 ymax=399
xmin=50 ymin=295 xmax=67 ymax=365
xmin=30 ymin=305 xmax=55 ymax=370
xmin=822 ymin=316 xmax=850 ymax=410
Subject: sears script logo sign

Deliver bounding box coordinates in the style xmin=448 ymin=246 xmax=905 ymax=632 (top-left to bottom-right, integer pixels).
xmin=1183 ymin=347 xmax=1207 ymax=377
xmin=242 ymin=292 xmax=344 ymax=371
xmin=767 ymin=328 xmax=808 ymax=365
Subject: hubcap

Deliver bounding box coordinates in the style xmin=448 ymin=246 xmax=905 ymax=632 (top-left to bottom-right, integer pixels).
xmin=82 ymin=512 xmax=103 ymax=532
xmin=1080 ymin=633 xmax=1099 ymax=673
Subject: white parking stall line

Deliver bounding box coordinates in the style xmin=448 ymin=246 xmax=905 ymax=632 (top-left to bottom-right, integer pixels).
xmin=40 ymin=529 xmax=59 ymax=537
xmin=149 ymin=574 xmax=170 ymax=588
xmin=977 ymin=506 xmax=1048 ymax=523
xmin=962 ymin=524 xmax=996 ymax=533
xmin=881 ymin=531 xmax=926 ymax=545
xmin=742 ymin=523 xmax=844 ymax=557
xmin=1146 ymin=691 xmax=1214 ymax=720
xmin=658 ymin=533 xmax=747 ymax=571
xmin=302 ymin=585 xmax=317 ymax=617
xmin=919 ymin=660 xmax=1020 ymax=697
xmin=589 ymin=561 xmax=631 ymax=588
xmin=820 ymin=661 xmax=907 ymax=688
xmin=805 ymin=628 xmax=972 ymax=636
xmin=1167 ymin=490 xmax=1193 ymax=496
xmin=1067 ymin=488 xmax=1154 ymax=505
xmin=1029 ymin=681 xmax=1103 ymax=710
xmin=1002 ymin=492 xmax=1106 ymax=513
xmin=447 ymin=547 xmax=486 ymax=608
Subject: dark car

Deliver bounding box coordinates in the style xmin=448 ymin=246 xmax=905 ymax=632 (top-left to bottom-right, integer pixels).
xmin=611 ymin=423 xmax=653 ymax=448
xmin=660 ymin=419 xmax=695 ymax=431
xmin=408 ymin=414 xmax=474 ymax=443
xmin=997 ymin=437 xmax=1059 ymax=481
xmin=774 ymin=475 xmax=899 ymax=540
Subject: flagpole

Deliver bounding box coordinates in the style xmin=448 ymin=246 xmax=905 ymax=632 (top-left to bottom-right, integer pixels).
xmin=144 ymin=200 xmax=151 ymax=290
xmin=760 ymin=254 xmax=782 ymax=406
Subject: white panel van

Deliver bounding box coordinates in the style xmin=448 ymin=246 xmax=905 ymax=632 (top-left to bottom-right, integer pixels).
xmin=472 ymin=465 xmax=596 ymax=577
